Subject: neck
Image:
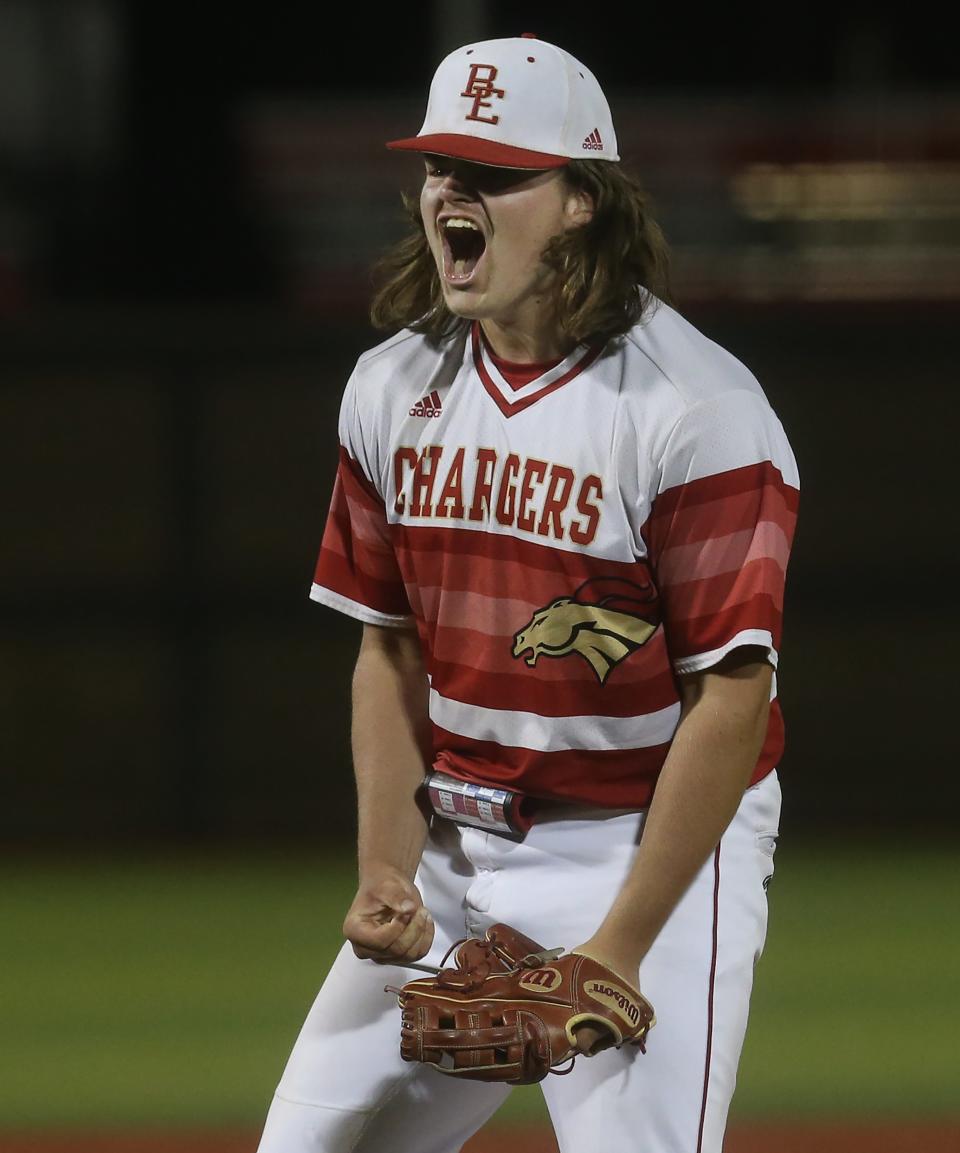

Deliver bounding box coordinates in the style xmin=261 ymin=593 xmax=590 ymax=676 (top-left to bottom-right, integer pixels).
xmin=479 ymin=317 xmax=574 ymax=364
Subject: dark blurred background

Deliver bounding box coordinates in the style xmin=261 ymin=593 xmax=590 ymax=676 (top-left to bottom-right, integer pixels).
xmin=2 ymin=2 xmax=957 ymax=846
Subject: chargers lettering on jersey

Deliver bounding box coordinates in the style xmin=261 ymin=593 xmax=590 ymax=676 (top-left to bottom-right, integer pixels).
xmin=392 ymin=445 xmax=603 ymax=544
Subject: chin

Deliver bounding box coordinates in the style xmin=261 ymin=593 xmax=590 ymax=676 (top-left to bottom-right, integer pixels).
xmin=440 ymin=285 xmax=487 ymax=321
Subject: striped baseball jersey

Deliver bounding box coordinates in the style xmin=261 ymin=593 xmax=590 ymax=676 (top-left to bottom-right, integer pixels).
xmin=312 ymin=300 xmax=799 ymax=809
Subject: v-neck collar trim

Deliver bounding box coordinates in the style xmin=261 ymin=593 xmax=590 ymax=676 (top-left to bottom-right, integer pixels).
xmin=470 ymin=322 xmax=604 ymax=418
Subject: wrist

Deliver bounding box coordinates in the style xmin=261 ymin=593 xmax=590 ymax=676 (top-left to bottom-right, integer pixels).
xmin=357 ymin=858 xmax=417 ymax=885
xmin=357 ymin=807 xmax=429 ymax=883
xmin=573 ymin=935 xmax=645 ymax=987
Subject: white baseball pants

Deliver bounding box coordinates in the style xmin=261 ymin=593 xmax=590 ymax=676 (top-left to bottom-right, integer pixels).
xmin=256 ymin=771 xmax=781 ymax=1153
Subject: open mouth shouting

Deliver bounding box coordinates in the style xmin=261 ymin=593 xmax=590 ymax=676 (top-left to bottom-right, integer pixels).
xmin=439 ymin=215 xmax=487 ymax=284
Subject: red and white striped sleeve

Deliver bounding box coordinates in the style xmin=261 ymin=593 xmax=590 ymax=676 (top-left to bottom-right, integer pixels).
xmin=643 ymin=389 xmax=799 ymax=675
xmin=310 ymin=374 xmax=414 ymax=627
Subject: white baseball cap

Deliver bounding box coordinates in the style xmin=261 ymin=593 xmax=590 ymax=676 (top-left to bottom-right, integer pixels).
xmin=387 ymin=34 xmax=619 ymax=169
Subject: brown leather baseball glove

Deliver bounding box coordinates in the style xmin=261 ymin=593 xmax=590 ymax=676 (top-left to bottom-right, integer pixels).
xmin=387 ymin=922 xmax=655 ymax=1084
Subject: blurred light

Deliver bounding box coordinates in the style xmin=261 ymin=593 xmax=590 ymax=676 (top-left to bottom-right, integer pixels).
xmin=731 ymin=162 xmax=960 ymax=222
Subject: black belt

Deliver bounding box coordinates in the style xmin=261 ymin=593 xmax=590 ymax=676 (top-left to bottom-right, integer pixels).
xmin=420 ymin=770 xmax=635 ymax=836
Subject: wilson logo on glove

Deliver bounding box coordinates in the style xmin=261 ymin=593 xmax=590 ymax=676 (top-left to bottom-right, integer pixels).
xmin=518 ymin=967 xmax=562 ymax=992
xmin=586 ymin=981 xmax=647 ymax=1028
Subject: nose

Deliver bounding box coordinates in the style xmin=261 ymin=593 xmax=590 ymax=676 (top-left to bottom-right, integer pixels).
xmin=438 ymin=165 xmax=478 ymax=200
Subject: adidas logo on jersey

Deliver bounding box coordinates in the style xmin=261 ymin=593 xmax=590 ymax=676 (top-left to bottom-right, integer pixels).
xmin=582 ymin=128 xmax=604 ymax=151
xmin=410 ymin=390 xmax=443 ymax=418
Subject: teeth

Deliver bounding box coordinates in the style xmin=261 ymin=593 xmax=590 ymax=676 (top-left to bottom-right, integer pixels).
xmin=453 ymin=260 xmax=468 ymax=277
xmin=445 ymin=218 xmax=479 ymax=230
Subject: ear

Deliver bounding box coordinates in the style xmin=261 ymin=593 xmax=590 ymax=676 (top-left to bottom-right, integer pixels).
xmin=565 ymin=186 xmax=595 ymax=227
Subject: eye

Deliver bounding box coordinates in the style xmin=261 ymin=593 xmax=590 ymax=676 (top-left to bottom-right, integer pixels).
xmin=424 ymin=155 xmax=453 ymax=179
xmin=481 ymin=167 xmax=541 ymax=192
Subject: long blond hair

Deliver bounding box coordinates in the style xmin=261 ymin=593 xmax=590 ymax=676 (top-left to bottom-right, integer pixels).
xmin=369 ymin=160 xmax=673 ymax=345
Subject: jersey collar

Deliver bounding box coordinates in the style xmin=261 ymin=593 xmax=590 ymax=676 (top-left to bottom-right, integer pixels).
xmin=470 ymin=322 xmax=604 ymax=418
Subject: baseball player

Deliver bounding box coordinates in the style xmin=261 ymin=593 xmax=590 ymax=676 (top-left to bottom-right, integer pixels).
xmin=257 ymin=33 xmax=799 ymax=1153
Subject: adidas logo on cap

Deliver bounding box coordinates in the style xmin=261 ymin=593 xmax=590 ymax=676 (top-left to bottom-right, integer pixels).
xmin=582 ymin=128 xmax=604 ymax=151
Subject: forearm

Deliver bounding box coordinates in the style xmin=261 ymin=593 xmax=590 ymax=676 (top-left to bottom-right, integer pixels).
xmin=585 ymin=656 xmax=772 ymax=973
xmin=352 ymin=625 xmax=432 ymax=881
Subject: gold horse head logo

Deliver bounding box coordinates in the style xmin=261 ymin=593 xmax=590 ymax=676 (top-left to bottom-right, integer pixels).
xmin=512 ymin=576 xmax=658 ymax=685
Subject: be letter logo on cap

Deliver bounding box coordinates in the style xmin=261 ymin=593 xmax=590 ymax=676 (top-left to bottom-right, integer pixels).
xmin=460 ymin=64 xmax=505 ymax=125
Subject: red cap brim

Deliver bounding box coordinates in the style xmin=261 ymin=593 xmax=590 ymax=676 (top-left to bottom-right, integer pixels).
xmin=386 ymin=133 xmax=568 ymax=170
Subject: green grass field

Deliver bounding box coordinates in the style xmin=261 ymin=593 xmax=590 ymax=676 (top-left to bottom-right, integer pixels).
xmin=1 ymin=842 xmax=957 ymax=1130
